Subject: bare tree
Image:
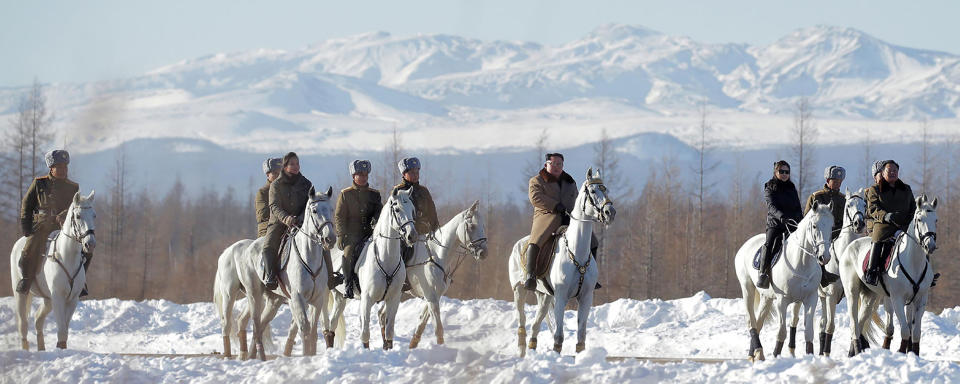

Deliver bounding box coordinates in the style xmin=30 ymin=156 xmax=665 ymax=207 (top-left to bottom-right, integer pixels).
xmin=376 ymin=126 xmax=404 ymax=191
xmin=693 ymin=102 xmax=720 ymax=233
xmin=525 ymin=128 xmax=550 ymax=180
xmin=860 ymin=129 xmax=874 ymax=189
xmin=790 ymin=97 xmax=818 ymax=200
xmin=2 ymin=79 xmax=54 ymax=220
xmin=914 ymin=119 xmax=938 ymax=196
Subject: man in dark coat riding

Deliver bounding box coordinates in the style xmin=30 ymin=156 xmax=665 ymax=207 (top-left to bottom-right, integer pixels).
xmin=261 ymin=152 xmax=313 ymax=290
xmin=17 ymin=150 xmax=89 ymax=295
xmin=757 ymin=160 xmax=803 ymax=289
xmin=391 ymin=157 xmax=439 ymax=263
xmin=524 ymin=153 xmax=600 ymax=291
xmin=255 ymin=157 xmax=282 ymax=238
xmin=335 ymin=160 xmax=382 ymax=299
xmin=864 ymin=160 xmax=916 ymax=286
xmin=803 ymin=166 xmax=845 ymax=287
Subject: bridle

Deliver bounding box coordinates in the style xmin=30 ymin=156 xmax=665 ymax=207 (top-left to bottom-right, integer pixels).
xmin=572 ymin=180 xmax=613 ymax=223
xmin=64 ymin=205 xmax=96 ymax=245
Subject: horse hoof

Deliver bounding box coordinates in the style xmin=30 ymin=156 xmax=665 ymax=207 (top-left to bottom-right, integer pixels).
xmin=383 ymin=340 xmax=393 ymax=350
xmin=576 ymin=342 xmax=585 ymax=353
xmin=788 ymin=348 xmax=795 ymax=357
xmin=409 ymin=339 xmax=419 ymax=349
xmin=324 ymin=331 xmax=335 ymax=349
xmin=528 ymin=338 xmax=537 ymax=350
xmin=362 ymin=342 xmax=370 ymax=349
xmin=21 ymin=340 xmax=28 ymax=350
xmin=437 ymin=335 xmax=444 ymax=345
xmin=553 ymin=342 xmax=562 ymax=354
xmin=56 ymin=341 xmax=67 ymax=349
xmin=754 ymin=348 xmax=765 ymax=361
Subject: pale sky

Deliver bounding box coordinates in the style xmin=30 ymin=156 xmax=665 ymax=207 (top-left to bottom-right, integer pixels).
xmin=1 ymin=0 xmax=957 ymax=87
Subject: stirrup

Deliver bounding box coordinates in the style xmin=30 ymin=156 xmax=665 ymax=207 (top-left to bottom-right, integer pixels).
xmin=523 ymin=276 xmax=537 ymax=290
xmin=756 ymin=273 xmax=770 ymax=289
xmin=864 ymin=270 xmax=879 ymax=286
xmin=329 ymin=272 xmax=344 ymax=289
xmin=80 ymin=284 xmax=89 ymax=298
xmin=594 ymin=281 xmax=602 ymax=290
xmin=264 ymin=276 xmax=278 ymax=290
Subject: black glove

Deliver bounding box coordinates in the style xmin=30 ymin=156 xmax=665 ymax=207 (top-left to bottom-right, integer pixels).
xmin=884 ymin=212 xmax=896 ymax=224
xmin=554 ymin=203 xmax=567 ymax=214
xmin=21 ymin=220 xmax=33 ymax=237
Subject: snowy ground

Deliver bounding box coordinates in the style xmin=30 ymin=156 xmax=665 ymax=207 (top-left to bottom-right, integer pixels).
xmin=3 ymin=292 xmax=960 ymax=383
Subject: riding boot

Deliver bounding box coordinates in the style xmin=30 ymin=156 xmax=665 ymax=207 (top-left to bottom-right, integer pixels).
xmin=343 ymin=247 xmax=356 ymax=299
xmin=932 ymin=272 xmax=941 ymax=288
xmin=819 ymin=264 xmax=839 ymax=288
xmin=591 ymin=245 xmax=601 ymax=290
xmin=80 ymin=252 xmax=93 ymax=297
xmin=263 ymin=252 xmax=279 ymax=290
xmin=16 ymin=250 xmax=33 ymax=293
xmin=864 ymin=242 xmax=885 ymax=286
xmin=757 ymin=245 xmax=773 ymax=289
xmin=324 ymin=249 xmax=342 ymax=289
xmin=523 ymin=244 xmax=540 ymax=290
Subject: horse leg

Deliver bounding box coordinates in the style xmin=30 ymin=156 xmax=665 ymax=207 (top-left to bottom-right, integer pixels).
xmin=773 ymin=299 xmax=788 ymax=358
xmin=360 ymin=295 xmax=373 ymax=349
xmin=288 ymin=295 xmax=311 ymax=357
xmin=739 ymin=281 xmax=762 ymax=361
xmin=34 ymin=297 xmax=52 ymax=351
xmin=911 ymin=297 xmax=927 ymax=356
xmin=51 ymin=295 xmax=68 ymax=349
xmin=575 ymin=289 xmax=594 ymax=353
xmin=238 ymin=305 xmax=251 ymax=359
xmin=16 ymin=292 xmax=30 ymax=350
xmin=513 ymin=286 xmax=528 ymax=357
xmin=383 ymin=294 xmax=401 ymax=350
xmin=823 ymin=291 xmax=839 ymax=356
xmin=787 ymin=302 xmax=800 ymax=357
xmin=220 ymin=294 xmax=235 ymax=358
xmin=249 ymin=295 xmax=267 ymax=361
xmin=890 ymin=297 xmax=909 ymax=354
xmin=844 ymin=284 xmax=862 ymax=356
xmin=530 ymin=292 xmax=550 ymax=351
xmin=410 ymin=305 xmax=430 ymax=349
xmin=803 ymin=295 xmax=817 ymax=355
xmin=552 ymin=295 xmax=568 ymax=354
xmin=427 ymin=294 xmax=444 ymax=345
xmin=378 ymin=304 xmax=387 ymax=345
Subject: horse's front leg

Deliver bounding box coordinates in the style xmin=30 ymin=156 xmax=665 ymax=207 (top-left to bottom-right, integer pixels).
xmin=410 ymin=305 xmax=430 ymax=349
xmin=822 ymin=291 xmax=839 ymax=356
xmin=34 ymin=298 xmax=53 ymax=351
xmin=803 ymin=295 xmax=817 ymax=355
xmin=844 ymin=283 xmax=862 ymax=356
xmin=552 ymin=293 xmax=569 ymax=354
xmin=360 ymin=295 xmax=373 ymax=349
xmin=773 ymin=299 xmax=788 ymax=358
xmin=575 ymin=288 xmax=595 ymax=353
xmin=529 ymin=292 xmax=550 ymax=351
xmin=889 ymin=297 xmax=910 ymax=354
xmin=238 ymin=305 xmax=252 ymax=359
xmin=426 ymin=293 xmax=444 ymax=345
xmin=16 ymin=292 xmax=30 ymax=350
xmin=248 ymin=295 xmax=267 ymax=361
xmin=383 ymin=291 xmax=401 ymax=350
xmin=787 ymin=302 xmax=800 ymax=357
xmin=910 ymin=296 xmax=927 ymax=356
xmin=51 ymin=295 xmax=69 ymax=349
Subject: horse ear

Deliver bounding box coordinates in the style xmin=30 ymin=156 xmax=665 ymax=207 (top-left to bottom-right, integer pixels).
xmin=87 ymin=190 xmax=95 ymax=202
xmin=917 ymin=195 xmax=926 ymax=206
xmin=470 ymin=200 xmax=480 ymax=213
xmin=595 ymin=168 xmax=602 ymax=179
xmin=325 ymin=186 xmax=333 ymax=199
xmin=73 ymin=192 xmax=81 ymax=204
xmin=308 ymin=185 xmax=316 ymax=197
xmin=586 ymin=167 xmax=594 ymax=180
xmin=811 ymin=201 xmax=820 ymax=211
xmin=932 ymin=196 xmax=939 ymax=208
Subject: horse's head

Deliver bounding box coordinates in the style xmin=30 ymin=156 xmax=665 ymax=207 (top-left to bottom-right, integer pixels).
xmin=914 ymin=194 xmax=939 ymax=254
xmin=581 ymin=168 xmax=616 ymax=225
xmin=844 ymin=188 xmax=867 ymax=233
xmin=459 ymin=200 xmax=488 ymax=260
xmin=806 ymin=200 xmax=835 ymax=265
xmin=68 ymin=190 xmax=97 ymax=254
xmin=390 ymin=188 xmax=418 ymax=247
xmin=305 ymin=186 xmax=336 ymax=249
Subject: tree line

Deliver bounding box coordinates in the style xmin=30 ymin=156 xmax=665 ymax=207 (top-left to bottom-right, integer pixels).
xmin=2 ymin=85 xmax=959 ymax=312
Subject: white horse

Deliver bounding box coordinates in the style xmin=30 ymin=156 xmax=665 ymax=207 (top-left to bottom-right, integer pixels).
xmin=786 ymin=188 xmax=866 ymax=356
xmin=735 ymin=201 xmax=834 ymax=361
xmin=840 ymin=195 xmax=938 ymax=356
xmin=405 ymin=200 xmax=488 ymax=348
xmin=509 ymin=168 xmax=616 ymax=356
xmin=11 ymin=190 xmax=96 ymax=351
xmin=346 ymin=189 xmax=417 ymax=350
xmin=232 ymin=186 xmax=336 ymax=360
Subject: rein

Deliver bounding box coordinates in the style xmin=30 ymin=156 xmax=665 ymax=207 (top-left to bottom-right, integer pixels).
xmin=45 ymin=205 xmax=93 ymax=296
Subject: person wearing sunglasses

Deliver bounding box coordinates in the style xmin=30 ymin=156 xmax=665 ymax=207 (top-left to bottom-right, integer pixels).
xmin=757 ymin=160 xmax=804 ymax=288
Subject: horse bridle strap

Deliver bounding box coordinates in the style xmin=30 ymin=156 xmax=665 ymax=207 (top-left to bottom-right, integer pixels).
xmin=373 ymin=242 xmax=403 ymax=303
xmin=562 ymin=235 xmax=591 ymax=299
xmin=64 ymin=207 xmax=95 ymax=244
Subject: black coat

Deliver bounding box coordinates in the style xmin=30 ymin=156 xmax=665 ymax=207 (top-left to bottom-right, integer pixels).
xmin=763 ymin=178 xmax=803 ymax=228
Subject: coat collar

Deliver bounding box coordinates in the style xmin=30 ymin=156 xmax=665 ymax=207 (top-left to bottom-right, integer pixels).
xmin=539 ymin=168 xmax=575 ymax=184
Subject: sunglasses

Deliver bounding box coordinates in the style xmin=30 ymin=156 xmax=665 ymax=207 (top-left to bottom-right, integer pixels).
xmin=778 ymin=169 xmax=790 ymax=175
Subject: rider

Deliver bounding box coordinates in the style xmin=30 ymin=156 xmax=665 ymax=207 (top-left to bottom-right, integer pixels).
xmin=757 ymin=160 xmax=803 ymax=289
xmin=864 ymin=160 xmax=916 ymax=286
xmin=803 ymin=166 xmax=845 ymax=287
xmin=392 ymin=157 xmax=439 ymax=266
xmin=524 ymin=153 xmax=600 ymax=291
xmin=335 ymin=160 xmax=382 ymax=299
xmin=17 ymin=150 xmax=88 ymax=296
xmin=256 ymin=157 xmax=282 ymax=238
xmin=262 ymin=152 xmax=313 ymax=290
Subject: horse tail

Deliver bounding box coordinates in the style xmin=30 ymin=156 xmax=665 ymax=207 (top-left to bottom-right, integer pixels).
xmin=861 ymin=298 xmax=886 ymax=347
xmin=331 ymin=291 xmax=346 ymax=348
xmin=546 ymin=295 xmax=557 ymax=335
xmin=754 ymin=292 xmax=777 ymax=330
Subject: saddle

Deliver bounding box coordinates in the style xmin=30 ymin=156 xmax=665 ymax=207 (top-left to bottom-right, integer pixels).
xmin=862 ymin=232 xmax=904 ymax=274
xmin=752 ymin=233 xmax=786 ymax=270
xmin=522 ymin=226 xmax=567 ymax=278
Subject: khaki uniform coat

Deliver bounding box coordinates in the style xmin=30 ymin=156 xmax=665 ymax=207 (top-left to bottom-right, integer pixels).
xmin=528 ymin=169 xmax=577 ymax=247
xmin=255 ymin=182 xmax=271 ymax=237
xmin=804 ymin=185 xmax=845 ymax=241
xmin=866 ymin=179 xmax=916 ymax=243
xmin=20 ymin=174 xmax=80 ymax=276
xmin=335 ymin=183 xmax=383 ymax=249
xmin=392 ymin=180 xmax=439 ymax=236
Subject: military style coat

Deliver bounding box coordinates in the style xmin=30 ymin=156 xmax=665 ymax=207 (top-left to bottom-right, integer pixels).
xmin=255 ymin=181 xmax=271 ymax=237
xmin=866 ymin=179 xmax=916 ymax=242
xmin=21 ymin=174 xmax=79 ymax=233
xmin=528 ymin=169 xmax=577 ymax=247
xmin=804 ymin=185 xmax=845 ymax=241
xmin=268 ymin=172 xmax=313 ymax=227
xmin=335 ymin=183 xmax=382 ymax=249
xmin=392 ymin=180 xmax=439 ymax=237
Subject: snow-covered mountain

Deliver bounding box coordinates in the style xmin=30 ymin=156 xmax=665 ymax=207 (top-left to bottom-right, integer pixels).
xmin=0 ymin=24 xmax=957 ymax=156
